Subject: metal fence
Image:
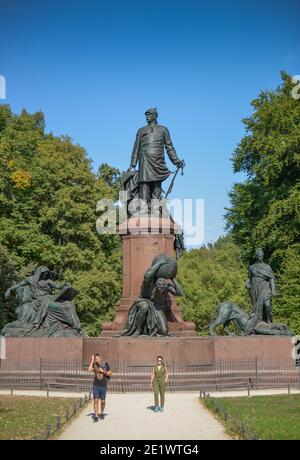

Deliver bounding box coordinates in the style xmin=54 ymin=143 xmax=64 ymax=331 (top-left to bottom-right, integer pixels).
xmin=34 ymin=394 xmax=91 ymax=440
xmin=201 ymin=395 xmax=260 ymax=440
xmin=0 ymin=356 xmax=299 ymax=393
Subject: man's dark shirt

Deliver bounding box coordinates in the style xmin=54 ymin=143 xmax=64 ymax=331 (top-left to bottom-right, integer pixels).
xmin=93 ymin=362 xmax=110 ymax=387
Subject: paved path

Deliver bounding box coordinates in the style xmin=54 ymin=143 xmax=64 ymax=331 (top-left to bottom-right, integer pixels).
xmin=58 ymin=392 xmax=230 ymax=440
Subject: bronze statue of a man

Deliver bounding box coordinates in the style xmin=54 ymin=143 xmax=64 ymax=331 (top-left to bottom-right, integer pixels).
xmin=129 ymin=108 xmax=184 ymax=214
xmin=245 ymin=248 xmax=276 ymax=325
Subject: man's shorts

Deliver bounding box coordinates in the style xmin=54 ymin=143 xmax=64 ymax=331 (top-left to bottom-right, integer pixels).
xmin=93 ymin=385 xmax=107 ymax=400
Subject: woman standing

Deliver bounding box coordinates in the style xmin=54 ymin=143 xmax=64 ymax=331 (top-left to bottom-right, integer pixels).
xmin=151 ymin=356 xmax=169 ymax=412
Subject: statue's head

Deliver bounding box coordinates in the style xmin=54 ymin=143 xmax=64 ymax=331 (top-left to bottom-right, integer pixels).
xmin=37 ymin=266 xmax=51 ymax=280
xmin=40 ymin=271 xmax=50 ymax=280
xmin=145 ymin=107 xmax=158 ymax=123
xmin=155 ymin=277 xmax=168 ymax=292
xmin=255 ymin=248 xmax=264 ymax=262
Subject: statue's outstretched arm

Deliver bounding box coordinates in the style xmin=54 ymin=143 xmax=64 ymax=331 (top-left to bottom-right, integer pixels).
xmin=5 ymin=279 xmax=28 ymax=300
xmin=144 ymin=255 xmax=170 ymax=280
xmin=144 ymin=263 xmax=160 ymax=280
xmin=169 ymin=278 xmax=183 ymax=296
xmin=49 ymin=280 xmax=68 ymax=290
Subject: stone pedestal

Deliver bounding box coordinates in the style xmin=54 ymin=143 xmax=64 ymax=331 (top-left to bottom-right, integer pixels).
xmin=2 ymin=337 xmax=83 ymax=368
xmin=2 ymin=336 xmax=296 ymax=371
xmin=101 ymin=216 xmax=196 ymax=336
xmin=83 ymin=335 xmax=295 ymax=368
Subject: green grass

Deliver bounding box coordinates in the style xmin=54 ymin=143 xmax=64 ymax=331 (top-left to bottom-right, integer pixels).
xmin=203 ymin=394 xmax=300 ymax=440
xmin=0 ymin=395 xmax=80 ymax=440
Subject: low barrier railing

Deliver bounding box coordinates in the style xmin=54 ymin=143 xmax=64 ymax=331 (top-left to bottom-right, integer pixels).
xmin=0 ymin=357 xmax=299 ymax=393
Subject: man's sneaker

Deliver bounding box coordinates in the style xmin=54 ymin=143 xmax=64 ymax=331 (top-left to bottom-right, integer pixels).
xmin=92 ymin=414 xmax=99 ymax=422
xmin=154 ymin=406 xmax=160 ymax=413
xmin=99 ymin=413 xmax=105 ymax=420
xmin=159 ymin=407 xmax=164 ymax=412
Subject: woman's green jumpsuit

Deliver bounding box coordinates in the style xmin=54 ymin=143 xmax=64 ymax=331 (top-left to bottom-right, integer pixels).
xmin=153 ymin=365 xmax=166 ymax=408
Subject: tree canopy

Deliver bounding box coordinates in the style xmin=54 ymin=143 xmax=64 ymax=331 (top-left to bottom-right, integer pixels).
xmin=0 ymin=105 xmax=121 ymax=335
xmin=179 ymin=72 xmax=299 ymax=335
xmin=225 ymin=72 xmax=300 ymax=332
xmin=177 ymin=235 xmax=249 ymax=334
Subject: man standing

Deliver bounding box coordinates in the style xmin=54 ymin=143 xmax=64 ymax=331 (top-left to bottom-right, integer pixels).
xmin=88 ymin=354 xmax=112 ymax=422
xmin=129 ymin=108 xmax=184 ymax=214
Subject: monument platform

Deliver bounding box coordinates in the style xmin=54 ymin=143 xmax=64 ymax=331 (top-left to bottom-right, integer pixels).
xmin=2 ymin=336 xmax=295 ymax=370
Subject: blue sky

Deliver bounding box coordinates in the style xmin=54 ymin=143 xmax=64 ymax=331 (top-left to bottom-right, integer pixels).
xmin=1 ymin=0 xmax=299 ymax=245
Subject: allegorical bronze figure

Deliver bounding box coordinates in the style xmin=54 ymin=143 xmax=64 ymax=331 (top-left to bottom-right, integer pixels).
xmin=1 ymin=266 xmax=84 ymax=337
xmin=127 ymin=108 xmax=184 ymax=214
xmin=245 ymin=248 xmax=275 ymax=325
xmin=208 ymin=301 xmax=293 ymax=336
xmin=208 ymin=248 xmax=293 ymax=336
xmin=116 ymin=253 xmax=183 ymax=337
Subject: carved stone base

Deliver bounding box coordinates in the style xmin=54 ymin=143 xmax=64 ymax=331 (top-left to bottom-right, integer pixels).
xmin=101 ymin=216 xmax=196 ymax=337
xmin=2 ymin=336 xmax=295 ymax=372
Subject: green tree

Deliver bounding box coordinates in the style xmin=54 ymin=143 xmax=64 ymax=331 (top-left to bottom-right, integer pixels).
xmin=0 ymin=245 xmax=18 ymax=330
xmin=225 ymin=72 xmax=300 ymax=332
xmin=177 ymin=236 xmax=249 ymax=335
xmin=0 ymin=104 xmax=122 ymax=335
xmin=225 ymin=72 xmax=299 ymax=267
xmin=273 ymin=245 xmax=300 ymax=333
